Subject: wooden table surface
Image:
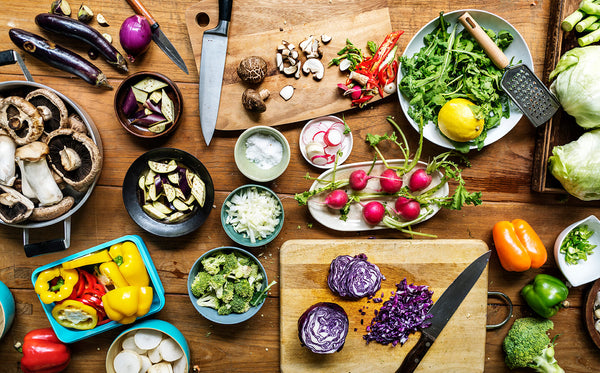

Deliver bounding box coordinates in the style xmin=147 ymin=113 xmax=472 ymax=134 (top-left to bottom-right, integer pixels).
xmin=1 ymin=0 xmax=600 ymax=372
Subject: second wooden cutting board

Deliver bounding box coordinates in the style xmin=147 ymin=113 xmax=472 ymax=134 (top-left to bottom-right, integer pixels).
xmin=280 ymin=239 xmax=489 ymax=373
xmin=185 ymin=2 xmax=394 ymax=131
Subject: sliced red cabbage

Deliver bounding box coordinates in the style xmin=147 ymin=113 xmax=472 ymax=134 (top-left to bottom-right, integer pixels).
xmin=363 ymin=278 xmax=434 ymax=347
xmin=298 ymin=302 xmax=349 ymax=354
xmin=327 ymin=254 xmax=383 ymax=299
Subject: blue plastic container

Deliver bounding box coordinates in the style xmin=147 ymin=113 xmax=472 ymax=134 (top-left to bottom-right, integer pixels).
xmin=0 ymin=280 xmax=15 ymax=340
xmin=31 ymin=235 xmax=165 ymax=343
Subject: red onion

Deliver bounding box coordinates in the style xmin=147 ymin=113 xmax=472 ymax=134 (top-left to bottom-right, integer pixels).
xmin=119 ymin=15 xmax=152 ymax=62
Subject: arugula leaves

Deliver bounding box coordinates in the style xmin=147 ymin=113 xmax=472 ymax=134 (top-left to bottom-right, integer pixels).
xmin=399 ymin=12 xmax=514 ymax=151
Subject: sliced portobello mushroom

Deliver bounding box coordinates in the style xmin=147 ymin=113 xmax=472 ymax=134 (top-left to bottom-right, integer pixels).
xmin=29 ymin=195 xmax=75 ymax=221
xmin=45 ymin=128 xmax=102 ymax=192
xmin=25 ymin=88 xmax=69 ymax=135
xmin=0 ymin=184 xmax=34 ymax=224
xmin=0 ymin=96 xmax=44 ymax=145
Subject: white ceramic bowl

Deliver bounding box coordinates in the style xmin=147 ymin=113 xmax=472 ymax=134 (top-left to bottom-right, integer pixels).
xmin=397 ymin=9 xmax=533 ymax=150
xmin=299 ymin=115 xmax=353 ymax=169
xmin=554 ymin=215 xmax=600 ymax=287
xmin=234 ymin=126 xmax=291 ymax=182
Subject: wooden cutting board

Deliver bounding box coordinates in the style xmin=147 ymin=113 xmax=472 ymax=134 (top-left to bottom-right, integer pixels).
xmin=280 ymin=239 xmax=489 ymax=373
xmin=185 ymin=2 xmax=393 ymax=131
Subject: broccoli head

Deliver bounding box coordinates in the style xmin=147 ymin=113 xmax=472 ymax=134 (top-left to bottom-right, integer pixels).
xmin=201 ymin=254 xmax=227 ymax=275
xmin=503 ymin=317 xmax=564 ymax=373
xmin=229 ymin=294 xmax=251 ymax=314
xmin=196 ymin=294 xmax=220 ymax=310
xmin=191 ymin=271 xmax=212 ymax=297
xmin=234 ymin=279 xmax=255 ymax=300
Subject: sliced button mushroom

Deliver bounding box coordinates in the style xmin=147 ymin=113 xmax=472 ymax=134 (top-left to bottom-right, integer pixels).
xmin=25 ymin=88 xmax=69 ymax=135
xmin=302 ymin=58 xmax=325 ymax=81
xmin=30 ymin=195 xmax=74 ymax=221
xmin=45 ymin=128 xmax=102 ymax=192
xmin=14 ymin=141 xmax=63 ymax=206
xmin=0 ymin=96 xmax=44 ymax=145
xmin=0 ymin=185 xmax=34 ymax=224
xmin=0 ymin=129 xmax=17 ymax=186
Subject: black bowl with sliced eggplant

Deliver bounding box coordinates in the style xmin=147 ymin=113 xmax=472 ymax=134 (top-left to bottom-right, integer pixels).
xmin=0 ymin=77 xmax=103 ymax=255
xmin=114 ymin=71 xmax=182 ymax=139
xmin=122 ymin=148 xmax=214 ymax=237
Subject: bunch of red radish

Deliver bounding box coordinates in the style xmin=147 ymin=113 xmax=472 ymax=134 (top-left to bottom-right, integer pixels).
xmin=320 ymin=167 xmax=433 ymax=226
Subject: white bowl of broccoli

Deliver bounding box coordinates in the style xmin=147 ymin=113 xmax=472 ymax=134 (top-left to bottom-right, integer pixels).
xmin=187 ymin=247 xmax=275 ymax=324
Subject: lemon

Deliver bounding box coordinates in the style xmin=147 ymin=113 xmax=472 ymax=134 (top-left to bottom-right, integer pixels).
xmin=437 ymin=98 xmax=484 ymax=142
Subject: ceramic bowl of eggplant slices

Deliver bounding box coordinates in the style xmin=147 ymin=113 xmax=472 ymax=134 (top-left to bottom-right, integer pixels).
xmin=114 ymin=72 xmax=183 ymax=139
xmin=122 ymin=148 xmax=215 ymax=237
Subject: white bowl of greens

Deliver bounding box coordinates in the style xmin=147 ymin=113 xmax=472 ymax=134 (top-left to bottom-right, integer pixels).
xmin=397 ymin=9 xmax=533 ymax=152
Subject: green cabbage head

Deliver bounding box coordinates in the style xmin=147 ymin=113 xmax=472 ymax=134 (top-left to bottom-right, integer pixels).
xmin=550 ymin=46 xmax=600 ymax=129
xmin=549 ymin=129 xmax=600 ymax=201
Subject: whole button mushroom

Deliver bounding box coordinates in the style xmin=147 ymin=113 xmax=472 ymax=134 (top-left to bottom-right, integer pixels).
xmin=237 ymin=56 xmax=268 ymax=84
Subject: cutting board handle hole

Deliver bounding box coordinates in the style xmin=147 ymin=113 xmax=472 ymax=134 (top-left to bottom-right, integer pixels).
xmin=195 ymin=12 xmax=210 ymax=27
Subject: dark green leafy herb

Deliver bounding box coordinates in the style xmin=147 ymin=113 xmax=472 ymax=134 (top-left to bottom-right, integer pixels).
xmin=560 ymin=224 xmax=597 ymax=265
xmin=398 ymin=11 xmax=514 ymax=151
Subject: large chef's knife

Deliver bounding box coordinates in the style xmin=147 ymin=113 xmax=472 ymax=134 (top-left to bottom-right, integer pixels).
xmin=126 ymin=0 xmax=189 ymax=74
xmin=397 ymin=250 xmax=491 ymax=373
xmin=199 ymin=0 xmax=233 ymax=146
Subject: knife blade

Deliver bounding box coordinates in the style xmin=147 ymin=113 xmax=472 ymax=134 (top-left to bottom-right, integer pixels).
xmin=199 ymin=0 xmax=233 ymax=146
xmin=397 ymin=250 xmax=491 ymax=373
xmin=126 ymin=0 xmax=189 ymax=74
xmin=0 ymin=50 xmax=33 ymax=82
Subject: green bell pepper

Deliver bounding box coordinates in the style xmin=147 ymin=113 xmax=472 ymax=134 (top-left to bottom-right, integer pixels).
xmin=521 ymin=274 xmax=569 ymax=318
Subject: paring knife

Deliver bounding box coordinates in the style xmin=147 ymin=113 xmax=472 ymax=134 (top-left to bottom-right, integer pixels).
xmin=126 ymin=0 xmax=189 ymax=74
xmin=199 ymin=0 xmax=233 ymax=146
xmin=0 ymin=50 xmax=33 ymax=82
xmin=397 ymin=250 xmax=491 ymax=373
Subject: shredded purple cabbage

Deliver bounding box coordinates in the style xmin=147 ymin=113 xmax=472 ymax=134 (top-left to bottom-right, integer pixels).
xmin=298 ymin=302 xmax=349 ymax=354
xmin=327 ymin=254 xmax=384 ymax=299
xmin=363 ymin=278 xmax=434 ymax=347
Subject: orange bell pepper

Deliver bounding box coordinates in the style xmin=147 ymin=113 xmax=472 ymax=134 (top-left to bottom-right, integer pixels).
xmin=492 ymin=219 xmax=547 ymax=272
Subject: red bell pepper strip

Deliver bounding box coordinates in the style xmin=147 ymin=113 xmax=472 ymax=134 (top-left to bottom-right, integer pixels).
xmin=20 ymin=328 xmax=70 ymax=373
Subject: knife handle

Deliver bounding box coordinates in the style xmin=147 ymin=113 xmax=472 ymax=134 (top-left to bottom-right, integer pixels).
xmin=126 ymin=0 xmax=158 ymax=29
xmin=396 ymin=332 xmax=436 ymax=373
xmin=218 ymin=0 xmax=233 ymax=22
xmin=458 ymin=12 xmax=509 ymax=69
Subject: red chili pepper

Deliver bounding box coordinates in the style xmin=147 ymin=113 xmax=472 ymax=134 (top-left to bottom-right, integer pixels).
xmin=20 ymin=328 xmax=70 ymax=373
xmin=352 ymin=94 xmax=374 ymax=106
xmin=379 ymin=60 xmax=398 ymax=86
xmin=369 ymin=31 xmax=404 ymax=73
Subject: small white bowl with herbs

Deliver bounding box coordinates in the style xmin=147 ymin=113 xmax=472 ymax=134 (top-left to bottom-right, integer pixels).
xmin=554 ymin=215 xmax=600 ymax=287
xmin=234 ymin=126 xmax=290 ymax=182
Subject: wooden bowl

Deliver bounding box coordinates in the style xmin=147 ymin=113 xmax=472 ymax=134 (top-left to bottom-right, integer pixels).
xmin=114 ymin=71 xmax=183 ymax=139
xmin=584 ymin=279 xmax=600 ymax=350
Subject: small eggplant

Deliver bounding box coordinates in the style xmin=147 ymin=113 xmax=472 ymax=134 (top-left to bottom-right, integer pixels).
xmin=122 ymin=88 xmax=139 ymax=117
xmin=9 ymin=28 xmax=111 ymax=89
xmin=131 ymin=113 xmax=166 ymax=127
xmin=177 ymin=167 xmax=191 ymax=198
xmin=35 ymin=13 xmax=127 ymax=72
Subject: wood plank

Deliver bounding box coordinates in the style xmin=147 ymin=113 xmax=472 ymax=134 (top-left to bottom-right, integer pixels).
xmin=280 ymin=239 xmax=488 ymax=372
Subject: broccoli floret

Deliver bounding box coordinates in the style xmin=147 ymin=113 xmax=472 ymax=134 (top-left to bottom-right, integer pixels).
xmin=220 ymin=281 xmax=235 ymax=302
xmin=234 ymin=279 xmax=255 ymax=300
xmin=248 ymin=264 xmax=263 ymax=289
xmin=230 ymin=264 xmax=252 ymax=279
xmin=229 ymin=294 xmax=251 ymax=314
xmin=196 ymin=293 xmax=220 ymax=310
xmin=217 ymin=303 xmax=232 ymax=315
xmin=236 ymin=254 xmax=252 ymax=266
xmin=201 ymin=254 xmax=227 ymax=275
xmin=503 ymin=317 xmax=564 ymax=373
xmin=209 ymin=273 xmax=227 ymax=298
xmin=191 ymin=271 xmax=212 ymax=297
xmin=220 ymin=252 xmax=239 ymax=275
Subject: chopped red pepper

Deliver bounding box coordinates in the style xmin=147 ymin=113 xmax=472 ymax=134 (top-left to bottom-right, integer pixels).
xmin=369 ymin=31 xmax=404 ymax=73
xmin=20 ymin=328 xmax=70 ymax=373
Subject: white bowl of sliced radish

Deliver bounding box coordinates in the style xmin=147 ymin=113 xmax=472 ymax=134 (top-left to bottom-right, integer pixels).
xmin=106 ymin=319 xmax=189 ymax=373
xmin=300 ymin=115 xmax=353 ymax=169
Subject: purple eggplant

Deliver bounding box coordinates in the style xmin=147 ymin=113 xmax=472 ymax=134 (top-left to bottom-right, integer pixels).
xmin=122 ymin=88 xmax=139 ymax=117
xmin=9 ymin=28 xmax=111 ymax=89
xmin=131 ymin=113 xmax=166 ymax=127
xmin=35 ymin=13 xmax=128 ymax=72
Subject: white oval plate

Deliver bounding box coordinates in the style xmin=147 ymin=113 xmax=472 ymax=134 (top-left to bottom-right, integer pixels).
xmin=397 ymin=9 xmax=533 ymax=150
xmin=307 ymin=159 xmax=449 ymax=231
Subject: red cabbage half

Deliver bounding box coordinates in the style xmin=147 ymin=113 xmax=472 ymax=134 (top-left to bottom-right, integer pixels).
xmin=327 ymin=253 xmax=383 ymax=299
xmin=363 ymin=278 xmax=434 ymax=346
xmin=298 ymin=302 xmax=349 ymax=354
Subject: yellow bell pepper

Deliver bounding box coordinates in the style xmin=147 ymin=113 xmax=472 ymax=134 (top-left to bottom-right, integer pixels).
xmin=61 ymin=249 xmax=112 ymax=270
xmin=34 ymin=267 xmax=79 ymax=304
xmin=108 ymin=241 xmax=150 ymax=287
xmin=51 ymin=300 xmax=98 ymax=330
xmin=102 ymin=286 xmax=153 ymax=324
xmin=99 ymin=261 xmax=129 ymax=288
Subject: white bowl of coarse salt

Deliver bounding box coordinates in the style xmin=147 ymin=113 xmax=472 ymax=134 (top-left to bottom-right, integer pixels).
xmin=234 ymin=126 xmax=291 ymax=182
